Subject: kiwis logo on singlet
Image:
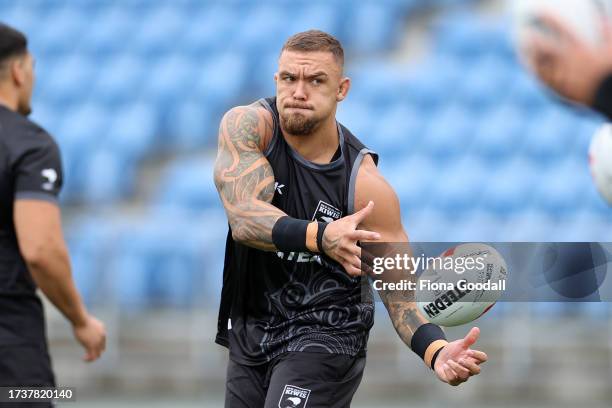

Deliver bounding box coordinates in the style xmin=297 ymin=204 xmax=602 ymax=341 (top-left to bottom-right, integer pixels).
xmin=276 ymin=201 xmax=342 ymax=264
xmin=312 ymin=200 xmax=342 ymax=223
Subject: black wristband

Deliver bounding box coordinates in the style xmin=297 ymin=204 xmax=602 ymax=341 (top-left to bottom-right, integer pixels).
xmin=316 ymin=222 xmax=328 ymax=253
xmin=410 ymin=323 xmax=447 ymax=362
xmin=272 ymin=216 xmax=310 ymax=253
xmin=593 ymin=73 xmax=612 ymax=120
xmin=430 ymin=346 xmax=444 ymax=370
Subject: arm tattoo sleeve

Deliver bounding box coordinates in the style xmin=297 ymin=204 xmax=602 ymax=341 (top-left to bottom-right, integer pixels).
xmin=372 ymin=246 xmax=429 ymax=347
xmin=214 ymin=106 xmax=285 ymax=251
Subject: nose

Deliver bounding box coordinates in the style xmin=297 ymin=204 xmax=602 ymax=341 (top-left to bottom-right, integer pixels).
xmin=292 ymin=79 xmax=307 ymax=101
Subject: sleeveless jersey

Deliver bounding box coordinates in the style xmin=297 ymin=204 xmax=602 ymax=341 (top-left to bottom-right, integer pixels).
xmin=216 ymin=97 xmax=378 ymax=365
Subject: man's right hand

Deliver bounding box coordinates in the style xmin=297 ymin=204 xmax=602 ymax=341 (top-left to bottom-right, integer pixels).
xmin=526 ymin=13 xmax=612 ymax=106
xmin=321 ymin=201 xmax=381 ymax=277
xmin=73 ymin=315 xmax=107 ymax=362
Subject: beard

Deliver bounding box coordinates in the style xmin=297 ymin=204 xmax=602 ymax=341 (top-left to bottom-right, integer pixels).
xmin=280 ymin=111 xmax=320 ymax=136
xmin=17 ymin=99 xmax=32 ymax=117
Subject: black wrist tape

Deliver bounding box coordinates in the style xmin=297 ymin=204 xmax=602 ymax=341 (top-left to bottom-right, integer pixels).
xmin=410 ymin=323 xmax=447 ymax=362
xmin=316 ymin=222 xmax=328 ymax=253
xmin=430 ymin=346 xmax=444 ymax=370
xmin=272 ymin=216 xmax=310 ymax=252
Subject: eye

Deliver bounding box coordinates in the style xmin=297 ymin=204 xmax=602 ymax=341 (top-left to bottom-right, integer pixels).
xmin=282 ymin=75 xmax=295 ymax=82
xmin=311 ymin=78 xmax=321 ymax=85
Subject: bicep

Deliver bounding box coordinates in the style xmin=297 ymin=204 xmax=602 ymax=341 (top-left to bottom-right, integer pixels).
xmin=355 ymin=156 xmax=408 ymax=242
xmin=14 ymin=200 xmax=65 ymax=260
xmin=214 ymin=106 xmax=276 ymax=205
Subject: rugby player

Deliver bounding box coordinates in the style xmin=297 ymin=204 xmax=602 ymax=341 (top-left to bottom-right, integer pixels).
xmin=214 ymin=30 xmax=487 ymax=407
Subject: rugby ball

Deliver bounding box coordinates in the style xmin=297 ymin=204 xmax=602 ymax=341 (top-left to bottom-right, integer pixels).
xmin=589 ymin=123 xmax=612 ymax=205
xmin=511 ymin=0 xmax=611 ymax=56
xmin=416 ymin=244 xmax=507 ymax=327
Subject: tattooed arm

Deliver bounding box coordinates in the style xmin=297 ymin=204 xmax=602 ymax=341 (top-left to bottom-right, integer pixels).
xmin=355 ymin=156 xmax=487 ymax=385
xmin=214 ymin=103 xmax=288 ymax=251
xmin=354 ymin=155 xmax=430 ymax=346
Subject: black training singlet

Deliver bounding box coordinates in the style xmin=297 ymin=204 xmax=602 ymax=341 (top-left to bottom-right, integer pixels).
xmin=0 ymin=104 xmax=63 ymax=347
xmin=216 ymin=97 xmax=379 ymax=365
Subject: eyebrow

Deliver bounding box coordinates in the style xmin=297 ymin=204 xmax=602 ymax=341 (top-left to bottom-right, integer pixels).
xmin=278 ymin=70 xmax=329 ymax=79
xmin=306 ymin=72 xmax=328 ymax=79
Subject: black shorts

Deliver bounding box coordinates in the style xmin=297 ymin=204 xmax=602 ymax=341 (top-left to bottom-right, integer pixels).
xmin=225 ymin=352 xmax=366 ymax=408
xmin=0 ymin=344 xmax=55 ymax=408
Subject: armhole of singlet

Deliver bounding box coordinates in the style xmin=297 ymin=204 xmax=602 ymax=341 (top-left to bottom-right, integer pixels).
xmin=257 ymin=98 xmax=280 ymax=158
xmin=347 ymin=148 xmax=378 ymax=215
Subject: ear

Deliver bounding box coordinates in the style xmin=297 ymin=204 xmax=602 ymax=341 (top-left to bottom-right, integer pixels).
xmin=337 ymin=76 xmax=351 ymax=102
xmin=11 ymin=58 xmax=25 ymax=87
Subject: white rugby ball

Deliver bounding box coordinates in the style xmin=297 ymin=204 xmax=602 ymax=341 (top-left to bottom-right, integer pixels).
xmin=589 ymin=123 xmax=612 ymax=205
xmin=416 ymin=244 xmax=507 ymax=327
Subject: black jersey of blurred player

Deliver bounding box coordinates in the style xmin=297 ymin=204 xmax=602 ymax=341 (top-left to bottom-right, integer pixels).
xmin=216 ymin=97 xmax=378 ymax=365
xmin=0 ymin=104 xmax=63 ymax=347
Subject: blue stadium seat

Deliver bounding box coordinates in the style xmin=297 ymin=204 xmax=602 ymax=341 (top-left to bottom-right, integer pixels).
xmin=381 ymin=156 xmax=437 ymax=212
xmin=2 ymin=4 xmax=41 ymax=37
xmin=445 ymin=210 xmax=506 ymax=241
xmin=233 ymin=5 xmax=288 ymax=55
xmin=289 ymin=4 xmax=339 ymax=37
xmin=420 ymin=104 xmax=474 ymax=160
xmin=472 ymin=104 xmax=524 ymax=163
xmin=458 ymin=56 xmax=515 ymax=113
xmin=349 ymin=62 xmax=412 ymax=108
xmin=92 ymin=55 xmax=146 ymax=106
xmin=35 ymin=8 xmax=87 ymax=56
xmin=435 ymin=12 xmax=515 ymax=60
xmin=195 ymin=53 xmax=248 ymax=111
xmin=105 ymin=103 xmax=157 ymax=159
xmin=181 ymin=6 xmax=238 ymax=58
xmin=112 ymin=249 xmax=153 ymax=310
xmin=481 ymin=159 xmax=537 ymax=216
xmin=402 ymin=67 xmax=449 ymax=112
xmin=80 ymin=6 xmax=134 ymax=56
xmin=429 ymin=158 xmax=487 ymax=215
xmin=403 ymin=209 xmax=455 ymax=242
xmin=81 ymin=149 xmax=134 ymax=204
xmin=66 ymin=217 xmax=119 ymax=306
xmin=510 ymin=72 xmax=554 ymax=113
xmin=143 ymin=56 xmax=196 ymax=111
xmin=52 ymin=104 xmax=110 ymax=200
xmin=373 ymin=103 xmax=424 ymax=159
xmin=154 ymin=158 xmax=220 ymax=211
xmin=335 ymin=100 xmax=377 ymax=145
xmin=252 ymin=52 xmax=279 ymax=96
xmin=502 ymin=210 xmax=557 ymax=241
xmin=38 ymin=55 xmax=95 ymax=106
xmin=131 ymin=5 xmax=186 ymax=57
xmin=533 ymin=158 xmax=590 ymax=217
xmin=523 ymin=108 xmax=581 ymax=165
xmin=164 ymin=100 xmax=216 ymax=151
xmin=552 ymin=211 xmax=612 ymax=242
xmin=344 ymin=2 xmax=401 ymax=54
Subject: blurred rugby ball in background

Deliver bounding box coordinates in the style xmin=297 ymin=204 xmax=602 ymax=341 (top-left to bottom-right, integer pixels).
xmin=510 ymin=0 xmax=611 ymax=61
xmin=416 ymin=243 xmax=507 ymax=327
xmin=589 ymin=123 xmax=612 ymax=205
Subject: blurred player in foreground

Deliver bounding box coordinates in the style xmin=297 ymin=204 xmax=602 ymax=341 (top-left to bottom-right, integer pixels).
xmin=214 ymin=30 xmax=487 ymax=407
xmin=527 ymin=13 xmax=612 ymax=119
xmin=0 ymin=23 xmax=106 ymax=390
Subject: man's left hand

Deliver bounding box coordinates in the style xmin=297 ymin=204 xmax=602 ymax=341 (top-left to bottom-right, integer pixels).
xmin=433 ymin=327 xmax=488 ymax=386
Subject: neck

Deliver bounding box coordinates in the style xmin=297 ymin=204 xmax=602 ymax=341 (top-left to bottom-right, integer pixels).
xmin=0 ymin=87 xmax=18 ymax=112
xmin=282 ymin=116 xmax=339 ymax=164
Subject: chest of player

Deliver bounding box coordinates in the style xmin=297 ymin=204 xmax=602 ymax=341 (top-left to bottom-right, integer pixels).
xmin=266 ymin=146 xmax=349 ymax=224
